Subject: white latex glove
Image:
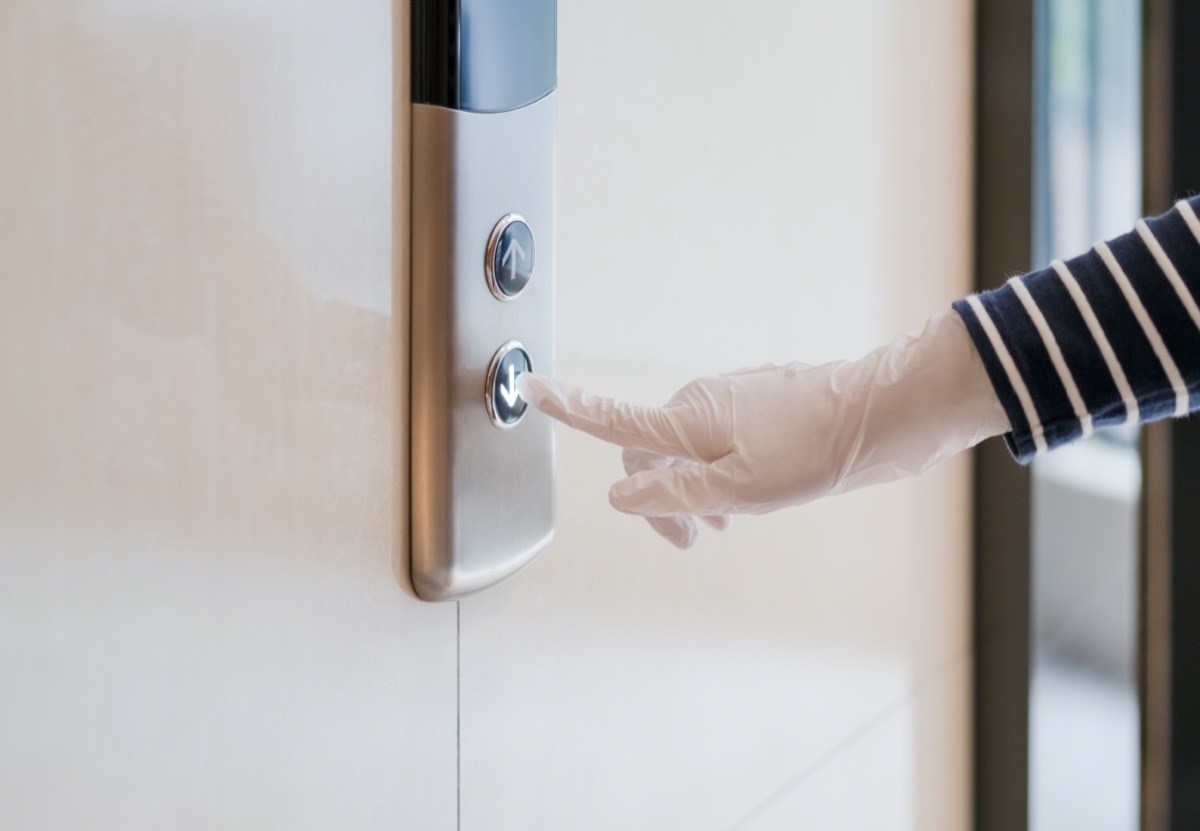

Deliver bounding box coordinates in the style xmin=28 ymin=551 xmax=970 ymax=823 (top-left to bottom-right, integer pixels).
xmin=516 ymin=310 xmax=1011 ymax=549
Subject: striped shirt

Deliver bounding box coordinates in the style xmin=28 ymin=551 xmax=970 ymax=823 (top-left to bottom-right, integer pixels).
xmin=953 ymin=195 xmax=1200 ymax=463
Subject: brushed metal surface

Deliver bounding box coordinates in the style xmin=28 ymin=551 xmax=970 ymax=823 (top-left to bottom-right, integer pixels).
xmin=410 ymin=93 xmax=556 ymax=601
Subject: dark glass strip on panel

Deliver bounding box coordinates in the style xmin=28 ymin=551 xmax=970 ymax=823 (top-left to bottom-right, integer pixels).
xmin=412 ymin=0 xmax=460 ymax=109
xmin=412 ymin=0 xmax=556 ymax=113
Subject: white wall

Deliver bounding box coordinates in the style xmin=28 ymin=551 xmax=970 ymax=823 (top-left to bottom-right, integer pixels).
xmin=0 ymin=1 xmax=976 ymax=829
xmin=459 ymin=2 xmax=977 ymax=828
xmin=0 ymin=2 xmax=455 ymax=828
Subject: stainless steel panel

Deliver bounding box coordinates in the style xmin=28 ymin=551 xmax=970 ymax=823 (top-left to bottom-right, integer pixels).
xmin=410 ymin=93 xmax=556 ymax=601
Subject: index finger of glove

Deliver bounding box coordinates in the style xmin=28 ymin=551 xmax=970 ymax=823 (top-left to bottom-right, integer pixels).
xmin=517 ymin=372 xmax=700 ymax=459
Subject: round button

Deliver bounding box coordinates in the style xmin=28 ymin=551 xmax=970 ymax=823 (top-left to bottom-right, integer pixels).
xmin=485 ymin=214 xmax=535 ymax=300
xmin=485 ymin=342 xmax=532 ymax=428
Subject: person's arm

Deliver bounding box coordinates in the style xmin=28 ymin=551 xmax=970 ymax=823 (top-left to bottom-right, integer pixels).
xmin=954 ymin=195 xmax=1200 ymax=462
xmin=518 ymin=195 xmax=1200 ymax=547
xmin=517 ymin=312 xmax=1009 ymax=549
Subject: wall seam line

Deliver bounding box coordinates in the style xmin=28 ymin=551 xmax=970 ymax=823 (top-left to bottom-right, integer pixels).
xmin=457 ymin=600 xmax=461 ymax=831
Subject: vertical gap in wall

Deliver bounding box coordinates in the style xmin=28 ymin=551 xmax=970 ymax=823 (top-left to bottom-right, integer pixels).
xmin=456 ymin=600 xmax=461 ymax=831
xmin=1141 ymin=5 xmax=1200 ymax=828
xmin=973 ymin=1 xmax=1036 ymax=829
xmin=1139 ymin=8 xmax=1174 ymax=830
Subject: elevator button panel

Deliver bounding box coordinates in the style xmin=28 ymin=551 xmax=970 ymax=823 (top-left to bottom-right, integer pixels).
xmin=410 ymin=0 xmax=556 ymax=602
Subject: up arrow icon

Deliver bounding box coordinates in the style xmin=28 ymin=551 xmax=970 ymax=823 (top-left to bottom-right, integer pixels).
xmin=501 ymin=237 xmax=526 ymax=285
xmin=498 ymin=363 xmax=521 ymax=409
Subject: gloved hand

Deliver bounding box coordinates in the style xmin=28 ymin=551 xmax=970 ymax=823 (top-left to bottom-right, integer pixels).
xmin=516 ymin=310 xmax=1011 ymax=549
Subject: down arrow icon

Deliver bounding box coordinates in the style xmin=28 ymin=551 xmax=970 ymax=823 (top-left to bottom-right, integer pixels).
xmin=498 ymin=363 xmax=521 ymax=409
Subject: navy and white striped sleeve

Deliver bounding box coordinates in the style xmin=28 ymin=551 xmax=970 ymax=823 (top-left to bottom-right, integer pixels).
xmin=952 ymin=195 xmax=1200 ymax=463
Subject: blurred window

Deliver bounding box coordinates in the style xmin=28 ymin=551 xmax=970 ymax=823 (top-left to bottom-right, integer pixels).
xmin=1029 ymin=1 xmax=1143 ymax=829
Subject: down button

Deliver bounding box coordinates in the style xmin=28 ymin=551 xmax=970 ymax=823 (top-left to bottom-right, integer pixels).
xmin=486 ymin=341 xmax=532 ymax=428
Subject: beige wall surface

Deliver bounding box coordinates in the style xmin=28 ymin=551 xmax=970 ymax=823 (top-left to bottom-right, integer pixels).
xmin=0 ymin=2 xmax=456 ymax=828
xmin=467 ymin=1 xmax=977 ymax=828
xmin=0 ymin=1 xmax=975 ymax=829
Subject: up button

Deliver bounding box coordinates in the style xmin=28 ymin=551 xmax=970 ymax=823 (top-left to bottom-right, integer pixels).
xmin=485 ymin=214 xmax=534 ymax=300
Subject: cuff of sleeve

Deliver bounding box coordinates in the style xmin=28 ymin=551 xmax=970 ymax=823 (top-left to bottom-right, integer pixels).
xmin=951 ymin=298 xmax=1040 ymax=464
